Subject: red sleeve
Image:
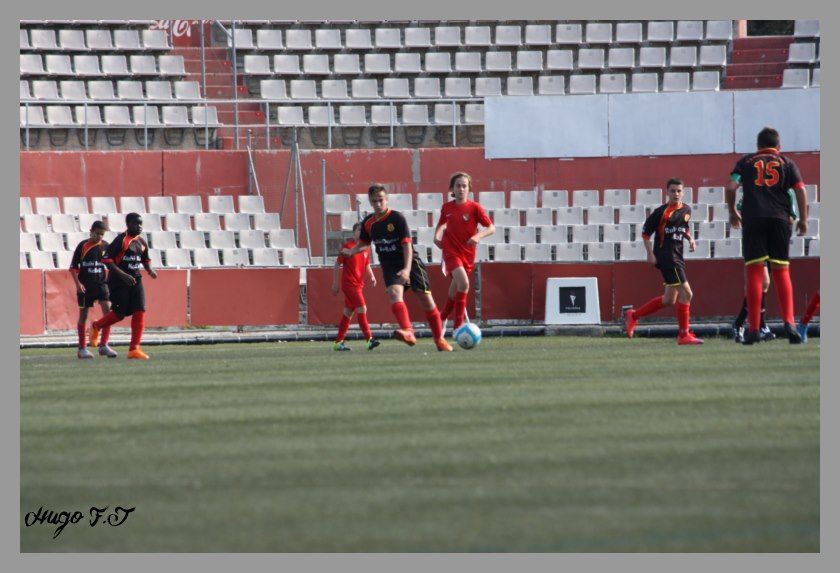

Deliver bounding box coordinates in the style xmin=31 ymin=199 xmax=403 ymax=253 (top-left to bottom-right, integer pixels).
xmin=435 ymin=205 xmax=447 ymax=229
xmin=475 ymin=203 xmax=492 ymax=227
xmin=401 ymin=237 xmax=412 ymax=245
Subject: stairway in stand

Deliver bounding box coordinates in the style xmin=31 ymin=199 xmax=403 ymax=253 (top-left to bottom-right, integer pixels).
xmin=724 ymin=36 xmax=793 ymax=90
xmin=172 ymin=46 xmax=277 ymax=149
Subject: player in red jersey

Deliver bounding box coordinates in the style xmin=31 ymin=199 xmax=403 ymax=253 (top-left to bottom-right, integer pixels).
xmin=797 ymin=291 xmax=819 ymax=343
xmin=331 ymin=222 xmax=380 ymax=351
xmin=624 ymin=178 xmax=703 ymax=345
xmin=69 ymin=220 xmax=117 ymax=359
xmin=434 ymin=172 xmax=496 ymax=333
xmin=725 ymin=127 xmax=809 ymax=344
xmin=88 ymin=213 xmax=158 ymax=359
xmin=342 ymin=184 xmax=453 ymax=351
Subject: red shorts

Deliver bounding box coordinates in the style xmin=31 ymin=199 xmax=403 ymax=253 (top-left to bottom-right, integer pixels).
xmin=443 ymin=251 xmax=475 ymax=276
xmin=342 ymin=286 xmax=366 ymax=310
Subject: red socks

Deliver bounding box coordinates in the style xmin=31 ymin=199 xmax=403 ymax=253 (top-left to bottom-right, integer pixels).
xmin=746 ymin=263 xmax=766 ymax=331
xmin=453 ymin=292 xmax=468 ymax=330
xmin=440 ymin=297 xmax=455 ymax=322
xmin=635 ymin=296 xmax=665 ymax=318
xmin=771 ymin=266 xmax=795 ymax=325
xmin=101 ymin=325 xmax=111 ymax=346
xmin=391 ymin=301 xmax=413 ymax=331
xmin=336 ymin=315 xmax=352 ymax=342
xmin=426 ymin=308 xmax=443 ymax=340
xmin=77 ymin=324 xmax=87 ymax=348
xmin=357 ymin=312 xmax=372 ymax=340
xmin=802 ymin=291 xmax=820 ymax=325
xmin=129 ymin=311 xmax=145 ymax=351
xmin=676 ymin=302 xmax=691 ymax=334
xmin=94 ymin=310 xmax=122 ymax=330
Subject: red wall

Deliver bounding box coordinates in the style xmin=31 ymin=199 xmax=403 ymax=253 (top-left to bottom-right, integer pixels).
xmin=20 ymin=270 xmax=45 ymax=335
xmin=190 ymin=268 xmax=300 ymax=326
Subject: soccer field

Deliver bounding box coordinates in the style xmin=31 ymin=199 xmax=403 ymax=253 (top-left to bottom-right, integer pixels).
xmin=20 ymin=336 xmax=819 ymax=552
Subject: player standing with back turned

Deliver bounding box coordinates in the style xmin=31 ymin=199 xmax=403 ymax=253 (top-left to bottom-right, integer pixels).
xmin=725 ymin=127 xmax=808 ymax=344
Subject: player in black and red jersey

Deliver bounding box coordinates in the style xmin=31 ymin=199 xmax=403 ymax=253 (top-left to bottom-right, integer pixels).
xmin=331 ymin=222 xmax=379 ymax=351
xmin=88 ymin=213 xmax=158 ymax=359
xmin=434 ymin=172 xmax=495 ymax=333
xmin=725 ymin=127 xmax=809 ymax=344
xmin=342 ymin=184 xmax=453 ymax=352
xmin=624 ymin=178 xmax=703 ymax=345
xmin=69 ymin=220 xmax=117 ymax=359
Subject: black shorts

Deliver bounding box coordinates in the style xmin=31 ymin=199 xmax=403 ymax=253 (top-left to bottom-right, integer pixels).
xmin=657 ymin=264 xmax=687 ymax=287
xmin=77 ymin=282 xmax=110 ymax=309
xmin=381 ymin=254 xmax=431 ymax=293
xmin=742 ymin=217 xmax=792 ymax=265
xmin=108 ymin=279 xmax=146 ymax=317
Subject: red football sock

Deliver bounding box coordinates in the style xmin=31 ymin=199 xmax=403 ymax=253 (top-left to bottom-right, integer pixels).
xmin=129 ymin=311 xmax=145 ymax=351
xmin=635 ymin=296 xmax=665 ymax=318
xmin=453 ymin=291 xmax=469 ymax=329
xmin=771 ymin=266 xmax=795 ymax=325
xmin=357 ymin=312 xmax=372 ymax=340
xmin=94 ymin=310 xmax=122 ymax=330
xmin=802 ymin=291 xmax=820 ymax=325
xmin=336 ymin=314 xmax=352 ymax=342
xmin=746 ymin=263 xmax=766 ymax=331
xmin=426 ymin=308 xmax=443 ymax=340
xmin=676 ymin=302 xmax=691 ymax=334
xmin=77 ymin=324 xmax=87 ymax=348
xmin=440 ymin=297 xmax=455 ymax=322
xmin=100 ymin=325 xmax=111 ymax=346
xmin=391 ymin=301 xmax=413 ymax=331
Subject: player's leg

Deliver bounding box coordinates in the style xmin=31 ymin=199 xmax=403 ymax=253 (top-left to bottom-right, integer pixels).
xmin=96 ymin=298 xmax=118 ymax=357
xmin=409 ymin=259 xmax=451 ymax=351
xmin=355 ymin=302 xmax=379 ymax=350
xmin=675 ymin=278 xmax=702 ymax=345
xmin=127 ymin=284 xmax=150 ymax=358
xmin=625 ymin=268 xmax=675 ymax=339
xmin=334 ymin=306 xmax=355 ymax=351
xmin=76 ymin=303 xmax=93 ymax=359
xmin=450 ymin=265 xmax=470 ymax=330
xmin=440 ymin=279 xmax=457 ymax=323
xmin=766 ymin=219 xmax=800 ymax=343
xmin=741 ymin=219 xmax=770 ymax=345
xmin=798 ymin=291 xmax=820 ymax=342
xmin=387 ymin=283 xmax=416 ymax=346
xmin=90 ymin=285 xmax=125 ymax=348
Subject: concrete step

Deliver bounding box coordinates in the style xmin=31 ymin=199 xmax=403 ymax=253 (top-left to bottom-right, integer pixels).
xmin=171 ymin=46 xmax=230 ymax=58
xmin=217 ymin=133 xmax=284 ymax=150
xmin=217 ymin=110 xmax=266 ymax=124
xmin=184 ymin=59 xmax=232 ymax=73
xmin=734 ymin=36 xmax=794 ymax=51
xmin=203 ymin=85 xmax=248 ymax=99
xmin=725 ymin=62 xmax=787 ymax=76
xmin=731 ymin=48 xmax=790 ymax=64
xmin=724 ymin=74 xmax=782 ymax=90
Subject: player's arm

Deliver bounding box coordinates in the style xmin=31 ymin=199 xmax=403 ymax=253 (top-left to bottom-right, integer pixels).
xmin=793 ymin=185 xmax=808 ymax=236
xmin=341 ymin=241 xmax=370 ymax=257
xmin=433 ymin=222 xmax=447 ymax=249
xmin=141 ymin=243 xmax=157 ymax=279
xmin=105 ymin=261 xmax=136 ymax=286
xmin=69 ymin=247 xmax=84 ymax=293
xmin=366 ymin=262 xmax=377 ymax=287
xmin=470 ymin=222 xmax=496 ymax=246
xmin=397 ymin=241 xmax=413 ymax=282
xmin=641 ymin=233 xmax=656 ymax=264
xmin=725 ymin=176 xmax=742 ymax=229
xmin=640 ymin=212 xmax=657 ymax=264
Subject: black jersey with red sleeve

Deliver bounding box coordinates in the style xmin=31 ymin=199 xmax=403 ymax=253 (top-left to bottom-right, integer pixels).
xmin=731 ymin=148 xmax=806 ymax=221
xmin=641 ymin=203 xmax=692 ymax=267
xmin=358 ymin=209 xmax=412 ymax=266
xmin=102 ymin=232 xmax=150 ymax=280
xmin=69 ymin=239 xmax=109 ymax=285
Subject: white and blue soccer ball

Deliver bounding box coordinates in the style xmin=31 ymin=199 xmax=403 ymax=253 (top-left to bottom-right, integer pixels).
xmin=454 ymin=322 xmax=482 ymax=350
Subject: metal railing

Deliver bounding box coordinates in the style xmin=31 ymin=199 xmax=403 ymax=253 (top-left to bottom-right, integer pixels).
xmin=19 ymin=96 xmax=483 ymax=150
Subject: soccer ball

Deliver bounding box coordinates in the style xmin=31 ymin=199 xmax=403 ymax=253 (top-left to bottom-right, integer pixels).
xmin=454 ymin=323 xmax=482 ymax=350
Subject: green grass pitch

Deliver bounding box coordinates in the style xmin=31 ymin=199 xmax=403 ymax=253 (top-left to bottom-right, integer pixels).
xmin=20 ymin=336 xmax=819 ymax=552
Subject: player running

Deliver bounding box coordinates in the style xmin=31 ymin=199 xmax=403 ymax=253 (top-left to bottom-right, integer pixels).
xmin=69 ymin=220 xmax=117 ymax=359
xmin=342 ymin=184 xmax=453 ymax=352
xmin=624 ymin=178 xmax=703 ymax=345
xmin=331 ymin=222 xmax=380 ymax=351
xmin=89 ymin=213 xmax=158 ymax=359
xmin=434 ymin=172 xmax=495 ymax=333
xmin=725 ymin=127 xmax=809 ymax=345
